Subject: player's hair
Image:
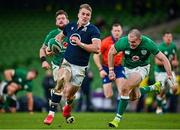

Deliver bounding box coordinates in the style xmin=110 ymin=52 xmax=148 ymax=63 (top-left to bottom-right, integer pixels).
xmin=55 ymin=10 xmax=68 ymax=18
xmin=79 ymin=4 xmax=92 ymax=13
xmin=112 ymin=23 xmax=122 ymax=28
xmin=129 ymin=29 xmax=141 ymax=39
xmin=163 ymin=32 xmax=172 ymax=35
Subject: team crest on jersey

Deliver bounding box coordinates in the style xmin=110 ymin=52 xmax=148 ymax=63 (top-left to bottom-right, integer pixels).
xmin=132 ymin=56 xmax=140 ymax=61
xmin=18 ymin=78 xmax=22 ymax=83
xmin=125 ymin=50 xmax=130 ymax=55
xmin=172 ymin=49 xmax=175 ymax=54
xmin=70 ymin=33 xmax=81 ymax=46
xmin=141 ymin=50 xmax=147 ymax=55
xmin=71 ymin=27 xmax=74 ymax=30
xmin=164 ymin=51 xmax=168 ymax=55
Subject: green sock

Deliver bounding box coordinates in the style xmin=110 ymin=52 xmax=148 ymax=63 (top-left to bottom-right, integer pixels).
xmin=156 ymin=96 xmax=162 ymax=107
xmin=140 ymin=86 xmax=151 ymax=95
xmin=117 ymin=97 xmax=129 ymax=118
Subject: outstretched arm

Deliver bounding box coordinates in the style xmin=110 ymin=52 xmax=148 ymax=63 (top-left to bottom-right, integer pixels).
xmin=155 ymin=51 xmax=172 ymax=77
xmin=108 ymin=45 xmax=117 ymax=80
xmin=39 ymin=44 xmax=51 ymax=69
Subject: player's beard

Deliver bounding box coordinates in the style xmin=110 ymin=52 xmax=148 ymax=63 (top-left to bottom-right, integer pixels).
xmin=59 ymin=26 xmax=65 ymax=30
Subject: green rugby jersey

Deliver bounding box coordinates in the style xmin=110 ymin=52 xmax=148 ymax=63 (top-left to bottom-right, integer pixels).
xmin=115 ymin=35 xmax=159 ymax=69
xmin=43 ymin=28 xmax=68 ymax=66
xmin=154 ymin=42 xmax=177 ymax=72
xmin=12 ymin=68 xmax=33 ymax=92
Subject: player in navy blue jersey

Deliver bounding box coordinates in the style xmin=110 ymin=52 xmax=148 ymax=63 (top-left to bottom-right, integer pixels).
xmin=43 ymin=4 xmax=101 ymax=125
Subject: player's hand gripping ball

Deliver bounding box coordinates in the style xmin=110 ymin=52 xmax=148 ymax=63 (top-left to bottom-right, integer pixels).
xmin=47 ymin=38 xmax=62 ymax=54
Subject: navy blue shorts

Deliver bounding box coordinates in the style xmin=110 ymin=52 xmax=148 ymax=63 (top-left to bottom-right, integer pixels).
xmin=102 ymin=65 xmax=125 ymax=84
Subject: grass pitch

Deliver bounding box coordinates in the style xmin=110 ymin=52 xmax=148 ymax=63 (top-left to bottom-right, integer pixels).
xmin=0 ymin=112 xmax=180 ymax=129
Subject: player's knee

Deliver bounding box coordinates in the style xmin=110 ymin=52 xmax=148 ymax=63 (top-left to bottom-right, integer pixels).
xmin=121 ymin=87 xmax=129 ymax=95
xmin=104 ymin=93 xmax=113 ymax=98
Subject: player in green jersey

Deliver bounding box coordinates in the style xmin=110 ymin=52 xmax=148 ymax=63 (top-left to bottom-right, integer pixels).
xmin=39 ymin=10 xmax=69 ymax=125
xmin=108 ymin=29 xmax=174 ymax=128
xmin=0 ymin=68 xmax=38 ymax=113
xmin=39 ymin=10 xmax=69 ymax=71
xmin=154 ymin=32 xmax=179 ymax=114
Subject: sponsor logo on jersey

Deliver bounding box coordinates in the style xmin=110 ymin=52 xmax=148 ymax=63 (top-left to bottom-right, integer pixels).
xmin=132 ymin=56 xmax=140 ymax=61
xmin=141 ymin=50 xmax=147 ymax=55
xmin=70 ymin=33 xmax=81 ymax=46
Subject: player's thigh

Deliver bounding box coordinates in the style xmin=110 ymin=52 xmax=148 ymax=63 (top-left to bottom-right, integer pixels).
xmin=70 ymin=65 xmax=86 ymax=87
xmin=126 ymin=72 xmax=142 ymax=89
xmin=64 ymin=83 xmax=80 ymax=99
xmin=60 ymin=59 xmax=72 ymax=82
xmin=103 ymin=83 xmax=113 ymax=97
xmin=52 ymin=63 xmax=59 ymax=81
xmin=115 ymin=77 xmax=126 ymax=94
xmin=125 ymin=65 xmax=150 ymax=89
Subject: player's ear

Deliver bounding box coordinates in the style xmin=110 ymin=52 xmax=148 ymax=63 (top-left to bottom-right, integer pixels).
xmin=67 ymin=19 xmax=69 ymax=24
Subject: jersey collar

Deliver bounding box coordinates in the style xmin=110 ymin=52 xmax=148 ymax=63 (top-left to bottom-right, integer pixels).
xmin=77 ymin=22 xmax=90 ymax=28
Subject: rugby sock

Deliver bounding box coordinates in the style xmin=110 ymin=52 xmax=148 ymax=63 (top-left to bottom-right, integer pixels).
xmin=116 ymin=96 xmax=129 ymax=120
xmin=116 ymin=95 xmax=121 ymax=113
xmin=156 ymin=96 xmax=162 ymax=107
xmin=162 ymin=99 xmax=167 ymax=112
xmin=49 ymin=92 xmax=62 ymax=114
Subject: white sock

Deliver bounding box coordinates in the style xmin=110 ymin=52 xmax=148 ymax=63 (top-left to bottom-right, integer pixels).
xmin=48 ymin=111 xmax=55 ymax=117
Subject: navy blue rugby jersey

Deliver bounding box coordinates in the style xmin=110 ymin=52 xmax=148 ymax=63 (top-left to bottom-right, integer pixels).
xmin=63 ymin=22 xmax=100 ymax=66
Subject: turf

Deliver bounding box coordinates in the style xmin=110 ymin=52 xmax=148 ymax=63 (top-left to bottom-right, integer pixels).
xmin=0 ymin=112 xmax=180 ymax=129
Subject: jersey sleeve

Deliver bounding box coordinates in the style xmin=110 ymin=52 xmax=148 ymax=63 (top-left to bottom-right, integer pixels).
xmin=114 ymin=37 xmax=127 ymax=52
xmin=146 ymin=38 xmax=160 ymax=55
xmin=172 ymin=43 xmax=177 ymax=54
xmin=63 ymin=23 xmax=70 ymax=36
xmin=90 ymin=26 xmax=100 ymax=40
xmin=43 ymin=31 xmax=54 ymax=46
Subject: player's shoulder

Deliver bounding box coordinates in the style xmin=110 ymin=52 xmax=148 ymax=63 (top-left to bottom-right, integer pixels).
xmin=101 ymin=36 xmax=112 ymax=46
xmin=102 ymin=36 xmax=111 ymax=41
xmin=49 ymin=28 xmax=60 ymax=34
xmin=66 ymin=21 xmax=76 ymax=27
xmin=102 ymin=36 xmax=112 ymax=43
xmin=119 ymin=36 xmax=128 ymax=43
xmin=141 ymin=35 xmax=155 ymax=45
xmin=88 ymin=23 xmax=100 ymax=31
xmin=141 ymin=35 xmax=151 ymax=41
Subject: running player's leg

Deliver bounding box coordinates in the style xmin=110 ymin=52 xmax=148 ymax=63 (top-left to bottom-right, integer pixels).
xmin=63 ymin=63 xmax=86 ymax=123
xmin=44 ymin=63 xmax=71 ymax=125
